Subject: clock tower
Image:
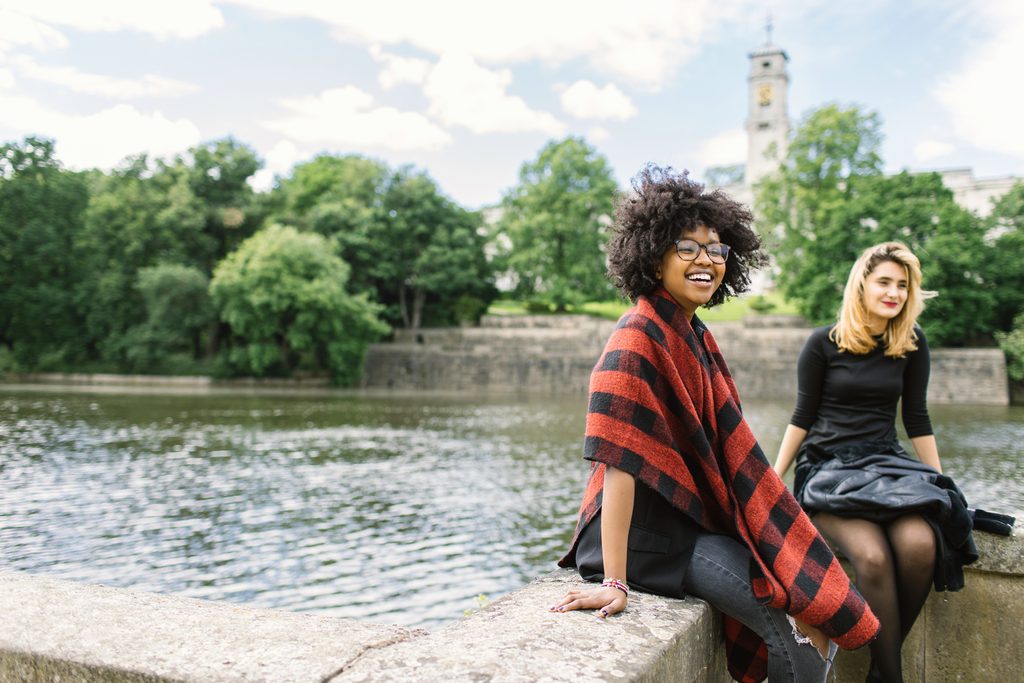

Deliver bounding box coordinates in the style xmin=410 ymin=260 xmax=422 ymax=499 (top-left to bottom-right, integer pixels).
xmin=745 ymin=18 xmax=790 ymax=184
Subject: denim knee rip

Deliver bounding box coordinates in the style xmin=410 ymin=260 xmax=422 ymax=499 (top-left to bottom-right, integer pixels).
xmin=785 ymin=614 xmax=816 ymax=647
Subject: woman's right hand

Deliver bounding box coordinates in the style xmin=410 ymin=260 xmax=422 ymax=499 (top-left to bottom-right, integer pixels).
xmin=549 ymin=585 xmax=627 ymax=618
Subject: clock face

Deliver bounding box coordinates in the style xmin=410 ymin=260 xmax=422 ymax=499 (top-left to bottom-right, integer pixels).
xmin=758 ymin=84 xmax=773 ymax=106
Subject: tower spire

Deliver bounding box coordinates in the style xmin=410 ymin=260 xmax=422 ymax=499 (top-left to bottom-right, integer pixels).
xmin=745 ymin=25 xmax=789 ymax=185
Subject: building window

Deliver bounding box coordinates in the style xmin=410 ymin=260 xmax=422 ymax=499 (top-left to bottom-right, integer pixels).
xmin=762 ymin=60 xmax=771 ymax=69
xmin=758 ymin=123 xmax=770 ymax=130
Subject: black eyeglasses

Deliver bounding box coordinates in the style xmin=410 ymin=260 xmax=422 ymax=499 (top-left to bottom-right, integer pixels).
xmin=674 ymin=239 xmax=731 ymax=264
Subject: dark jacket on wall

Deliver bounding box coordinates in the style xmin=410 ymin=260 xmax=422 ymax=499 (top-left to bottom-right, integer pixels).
xmin=798 ymin=442 xmax=978 ymax=591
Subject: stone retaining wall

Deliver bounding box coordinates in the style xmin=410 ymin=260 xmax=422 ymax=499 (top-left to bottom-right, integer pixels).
xmin=3 ymin=530 xmax=1021 ymax=682
xmin=363 ymin=315 xmax=1010 ymax=405
xmin=3 ymin=316 xmax=1009 ymax=406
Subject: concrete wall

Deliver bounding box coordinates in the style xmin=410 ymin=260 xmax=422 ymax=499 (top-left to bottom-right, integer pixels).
xmin=4 ymin=315 xmax=1008 ymax=406
xmin=363 ymin=315 xmax=1010 ymax=405
xmin=3 ymin=530 xmax=1021 ymax=682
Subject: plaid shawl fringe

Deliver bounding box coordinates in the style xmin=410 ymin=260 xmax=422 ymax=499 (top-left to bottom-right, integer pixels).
xmin=559 ymin=290 xmax=878 ymax=683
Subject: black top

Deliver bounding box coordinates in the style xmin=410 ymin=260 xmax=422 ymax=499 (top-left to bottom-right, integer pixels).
xmin=790 ymin=325 xmax=934 ymax=457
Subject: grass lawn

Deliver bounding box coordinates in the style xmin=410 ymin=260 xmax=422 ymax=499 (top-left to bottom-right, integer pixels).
xmin=488 ymin=292 xmax=800 ymax=322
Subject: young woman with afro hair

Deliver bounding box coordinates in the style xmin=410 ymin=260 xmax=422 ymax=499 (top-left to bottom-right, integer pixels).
xmin=553 ymin=166 xmax=879 ymax=683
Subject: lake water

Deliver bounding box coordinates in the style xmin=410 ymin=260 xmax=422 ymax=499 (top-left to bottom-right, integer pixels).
xmin=1 ymin=385 xmax=1021 ymax=629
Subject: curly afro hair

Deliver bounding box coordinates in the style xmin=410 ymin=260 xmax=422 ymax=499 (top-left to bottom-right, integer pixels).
xmin=607 ymin=165 xmax=767 ymax=305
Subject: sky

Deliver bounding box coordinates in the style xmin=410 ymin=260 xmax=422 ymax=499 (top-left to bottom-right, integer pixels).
xmin=1 ymin=0 xmax=1022 ymax=209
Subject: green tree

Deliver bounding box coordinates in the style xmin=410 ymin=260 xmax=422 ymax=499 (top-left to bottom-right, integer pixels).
xmin=705 ymin=164 xmax=745 ymax=187
xmin=270 ymin=156 xmax=495 ymax=328
xmin=77 ymin=154 xmax=207 ymax=363
xmin=822 ymin=172 xmax=994 ymax=345
xmin=210 ymin=224 xmax=388 ymax=385
xmin=757 ymin=104 xmax=884 ymax=306
xmin=122 ymin=264 xmax=214 ymax=372
xmin=372 ymin=170 xmax=493 ymax=328
xmin=184 ymin=138 xmax=265 ymax=271
xmin=76 ymin=138 xmax=264 ymax=365
xmin=0 ymin=137 xmax=90 ymax=369
xmin=272 ymin=154 xmax=387 ymax=223
xmin=757 ymin=104 xmax=996 ymax=345
xmin=985 ymin=182 xmax=1024 ymax=331
xmin=996 ymin=312 xmax=1024 ymax=381
xmin=498 ymin=137 xmax=618 ymax=310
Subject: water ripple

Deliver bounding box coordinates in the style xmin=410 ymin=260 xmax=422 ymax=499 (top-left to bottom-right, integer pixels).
xmin=1 ymin=389 xmax=1021 ymax=629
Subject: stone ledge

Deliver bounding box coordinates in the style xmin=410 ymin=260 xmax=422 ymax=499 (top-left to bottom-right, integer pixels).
xmin=0 ymin=568 xmax=727 ymax=683
xmin=0 ymin=571 xmax=425 ymax=683
xmin=963 ymin=527 xmax=1023 ymax=575
xmin=4 ymin=530 xmax=1022 ymax=682
xmin=338 ymin=568 xmax=727 ymax=682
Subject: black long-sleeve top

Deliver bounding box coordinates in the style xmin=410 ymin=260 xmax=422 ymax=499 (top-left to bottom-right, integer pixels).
xmin=790 ymin=325 xmax=934 ymax=458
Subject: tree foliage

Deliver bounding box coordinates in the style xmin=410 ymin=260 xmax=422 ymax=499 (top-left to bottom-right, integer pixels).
xmin=757 ymin=104 xmax=883 ymax=299
xmin=0 ymin=137 xmax=89 ymax=368
xmin=122 ymin=264 xmax=215 ymax=372
xmin=210 ymin=225 xmax=388 ymax=385
xmin=76 ymin=138 xmax=264 ymax=364
xmin=497 ymin=137 xmax=618 ymax=310
xmin=270 ymin=156 xmax=495 ymax=328
xmin=996 ymin=312 xmax=1024 ymax=382
xmin=985 ymin=182 xmax=1024 ymax=332
xmin=0 ymin=136 xmax=498 ymax=382
xmin=705 ymin=164 xmax=745 ymax=187
xmin=758 ymin=105 xmax=998 ymax=346
xmin=77 ymin=154 xmax=205 ymax=362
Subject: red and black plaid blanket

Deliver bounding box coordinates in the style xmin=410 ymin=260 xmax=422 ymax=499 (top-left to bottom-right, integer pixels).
xmin=559 ymin=290 xmax=878 ymax=682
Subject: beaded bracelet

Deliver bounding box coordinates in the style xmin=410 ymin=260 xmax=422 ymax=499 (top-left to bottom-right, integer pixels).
xmin=601 ymin=578 xmax=629 ymax=596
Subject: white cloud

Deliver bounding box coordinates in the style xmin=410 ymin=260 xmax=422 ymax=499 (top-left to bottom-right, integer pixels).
xmin=934 ymin=0 xmax=1024 ymax=156
xmin=424 ymin=52 xmax=563 ymax=135
xmin=367 ymin=48 xmax=565 ymax=136
xmin=11 ymin=55 xmax=198 ymax=98
xmin=263 ymin=86 xmax=452 ymax=151
xmin=0 ymin=8 xmax=68 ymax=53
xmin=694 ymin=128 xmax=746 ymax=167
xmin=371 ymin=47 xmax=431 ymax=89
xmin=0 ymin=67 xmax=14 ymax=88
xmin=588 ymin=126 xmax=610 ymax=142
xmin=560 ymin=80 xmax=637 ymax=121
xmin=4 ymin=1 xmax=224 ymax=40
xmin=0 ymin=95 xmax=202 ymax=168
xmin=222 ymin=0 xmax=752 ymax=90
xmin=913 ymin=139 xmax=954 ymax=163
xmin=249 ymin=139 xmax=304 ymax=192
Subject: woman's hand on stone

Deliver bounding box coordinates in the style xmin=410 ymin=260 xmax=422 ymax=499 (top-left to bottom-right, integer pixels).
xmin=548 ymin=586 xmax=627 ymax=618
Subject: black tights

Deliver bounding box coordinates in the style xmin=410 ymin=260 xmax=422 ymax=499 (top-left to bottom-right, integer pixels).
xmin=812 ymin=513 xmax=936 ymax=683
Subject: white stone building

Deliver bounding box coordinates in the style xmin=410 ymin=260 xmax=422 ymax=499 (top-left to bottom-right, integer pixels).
xmin=721 ymin=33 xmax=1019 ymax=218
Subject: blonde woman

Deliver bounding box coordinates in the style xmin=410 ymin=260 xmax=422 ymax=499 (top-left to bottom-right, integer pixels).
xmin=774 ymin=242 xmax=978 ymax=682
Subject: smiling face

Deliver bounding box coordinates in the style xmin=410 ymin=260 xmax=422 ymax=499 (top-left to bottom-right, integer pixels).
xmin=656 ymin=224 xmax=727 ymax=319
xmin=862 ymin=259 xmax=909 ymax=334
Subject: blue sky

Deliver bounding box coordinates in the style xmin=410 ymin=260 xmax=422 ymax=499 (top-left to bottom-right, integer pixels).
xmin=1 ymin=0 xmax=1021 ymax=208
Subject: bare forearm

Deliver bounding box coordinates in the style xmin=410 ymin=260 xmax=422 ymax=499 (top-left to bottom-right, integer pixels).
xmin=601 ymin=466 xmax=635 ymax=581
xmin=911 ymin=434 xmax=942 ymax=473
xmin=774 ymin=424 xmax=808 ymax=478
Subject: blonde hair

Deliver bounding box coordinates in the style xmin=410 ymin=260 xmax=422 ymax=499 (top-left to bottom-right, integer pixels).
xmin=831 ymin=242 xmax=935 ymax=358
